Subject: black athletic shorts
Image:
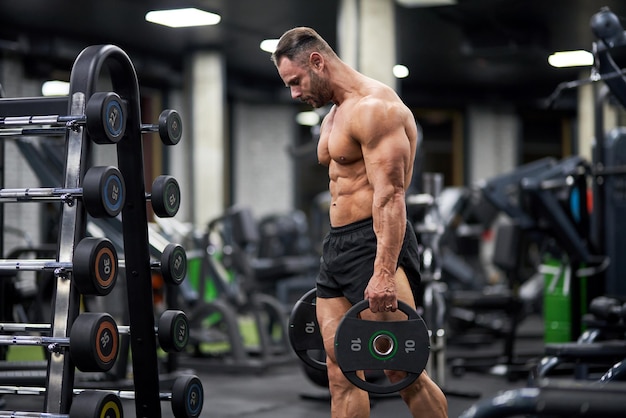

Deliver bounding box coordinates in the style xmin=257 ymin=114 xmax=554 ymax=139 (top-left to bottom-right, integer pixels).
xmin=316 ymin=217 xmax=421 ymax=305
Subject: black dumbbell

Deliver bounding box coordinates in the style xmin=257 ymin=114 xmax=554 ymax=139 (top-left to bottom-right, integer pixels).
xmin=77 ymin=374 xmax=202 ymax=418
xmin=82 ymin=165 xmax=126 ymax=218
xmin=0 ymin=237 xmax=118 ymax=296
xmin=115 ymin=309 xmax=189 ymax=353
xmin=0 ymin=165 xmax=125 ymax=218
xmin=149 ymin=175 xmax=181 ymax=218
xmin=0 ymin=92 xmax=126 ymax=144
xmin=1 ymin=309 xmax=189 ymax=356
xmin=85 ymin=92 xmax=127 ymax=143
xmin=70 ymin=391 xmax=124 ymax=418
xmin=0 ymin=312 xmax=119 ymax=372
xmin=141 ymin=109 xmax=183 ymax=145
xmin=119 ymin=243 xmax=187 ymax=286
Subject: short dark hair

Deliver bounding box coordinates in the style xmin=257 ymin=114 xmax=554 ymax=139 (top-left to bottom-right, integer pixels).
xmin=271 ymin=27 xmax=335 ymax=66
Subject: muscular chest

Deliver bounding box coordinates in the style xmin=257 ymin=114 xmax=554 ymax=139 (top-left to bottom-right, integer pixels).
xmin=317 ymin=108 xmax=362 ymax=166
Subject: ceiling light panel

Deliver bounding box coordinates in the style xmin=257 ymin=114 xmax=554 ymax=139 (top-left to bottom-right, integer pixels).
xmin=145 ymin=8 xmax=221 ymax=28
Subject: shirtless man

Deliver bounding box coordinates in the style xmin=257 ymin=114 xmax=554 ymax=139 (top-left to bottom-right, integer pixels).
xmin=272 ymin=27 xmax=448 ymax=418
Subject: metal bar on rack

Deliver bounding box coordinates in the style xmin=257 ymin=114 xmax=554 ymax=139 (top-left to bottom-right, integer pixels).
xmin=0 ymin=188 xmax=82 ymax=201
xmin=0 ymin=128 xmax=66 ymax=137
xmin=0 ymin=260 xmax=72 ymax=271
xmin=0 ymin=114 xmax=86 ymax=127
xmin=43 ymin=91 xmax=86 ymax=414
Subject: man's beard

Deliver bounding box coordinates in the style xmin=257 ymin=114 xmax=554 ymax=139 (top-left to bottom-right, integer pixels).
xmin=307 ymin=70 xmax=332 ymax=108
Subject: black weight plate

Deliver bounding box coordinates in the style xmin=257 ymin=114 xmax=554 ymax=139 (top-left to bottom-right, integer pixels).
xmin=83 ymin=166 xmax=125 ymax=218
xmin=334 ymin=300 xmax=430 ymax=394
xmin=85 ymin=92 xmax=126 ymax=144
xmin=158 ymin=310 xmax=190 ymax=352
xmin=70 ymin=312 xmax=119 ymax=372
xmin=288 ymin=288 xmax=327 ymax=371
xmin=158 ymin=109 xmax=183 ymax=145
xmin=171 ymin=374 xmax=204 ymax=418
xmin=161 ymin=243 xmax=187 ymax=285
xmin=151 ymin=175 xmax=181 ymax=218
xmin=73 ymin=237 xmax=118 ymax=296
xmin=70 ymin=391 xmax=123 ymax=418
xmin=301 ymin=359 xmax=329 ymax=388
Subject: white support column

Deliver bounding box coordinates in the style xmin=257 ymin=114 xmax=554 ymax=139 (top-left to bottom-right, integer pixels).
xmin=359 ymin=0 xmax=396 ymax=89
xmin=337 ymin=0 xmax=360 ymax=69
xmin=338 ymin=0 xmax=396 ymax=89
xmin=577 ymin=71 xmax=594 ymax=160
xmin=468 ymin=105 xmax=519 ymax=184
xmin=190 ymin=51 xmax=226 ymax=226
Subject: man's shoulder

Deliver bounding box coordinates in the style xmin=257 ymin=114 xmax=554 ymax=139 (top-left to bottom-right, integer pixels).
xmin=353 ymin=91 xmax=410 ymax=119
xmin=352 ymin=78 xmax=405 ymax=107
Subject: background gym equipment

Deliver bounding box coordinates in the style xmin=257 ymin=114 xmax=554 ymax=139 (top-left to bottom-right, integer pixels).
xmin=160 ymin=208 xmax=296 ymax=374
xmin=405 ymin=175 xmax=482 ymax=399
xmin=0 ymin=44 xmax=200 ymax=418
xmin=457 ymin=7 xmax=626 ymax=416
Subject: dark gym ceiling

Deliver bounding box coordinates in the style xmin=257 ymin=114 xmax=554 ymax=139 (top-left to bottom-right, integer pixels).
xmin=0 ymin=0 xmax=625 ymax=109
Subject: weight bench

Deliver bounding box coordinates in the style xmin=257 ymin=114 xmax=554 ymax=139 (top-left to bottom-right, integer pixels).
xmin=527 ymin=294 xmax=626 ymax=384
xmin=459 ymin=379 xmax=626 ymax=417
xmin=530 ymin=340 xmax=626 ymax=383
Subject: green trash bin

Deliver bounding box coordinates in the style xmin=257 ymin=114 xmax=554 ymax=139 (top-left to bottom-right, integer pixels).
xmin=542 ymin=257 xmax=588 ymax=343
xmin=542 ymin=258 xmax=572 ymax=343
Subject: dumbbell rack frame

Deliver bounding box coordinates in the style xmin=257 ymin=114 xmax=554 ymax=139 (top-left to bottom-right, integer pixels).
xmin=73 ymin=44 xmax=165 ymax=418
xmin=0 ymin=45 xmax=169 ymax=417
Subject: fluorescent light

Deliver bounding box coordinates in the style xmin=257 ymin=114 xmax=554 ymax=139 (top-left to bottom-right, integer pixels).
xmin=42 ymin=80 xmax=69 ymax=96
xmin=548 ymin=50 xmax=593 ymax=68
xmin=145 ymin=8 xmax=221 ymax=28
xmin=296 ymin=111 xmax=321 ymax=126
xmin=396 ymin=0 xmax=456 ymax=7
xmin=393 ymin=64 xmax=409 ymax=78
xmin=260 ymin=39 xmax=279 ymax=53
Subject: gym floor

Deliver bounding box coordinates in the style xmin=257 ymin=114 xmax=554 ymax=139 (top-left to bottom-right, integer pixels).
xmin=0 ymin=314 xmax=545 ymax=417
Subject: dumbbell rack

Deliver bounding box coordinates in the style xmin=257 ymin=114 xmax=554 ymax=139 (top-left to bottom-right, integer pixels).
xmin=0 ymin=45 xmax=195 ymax=417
